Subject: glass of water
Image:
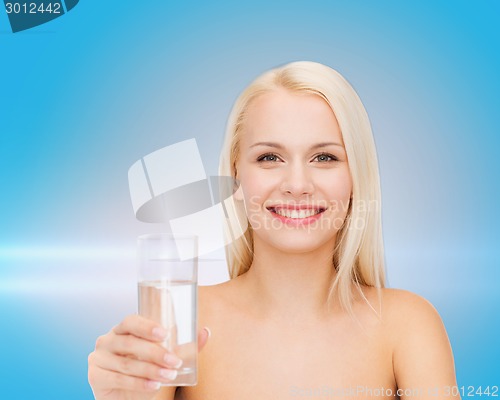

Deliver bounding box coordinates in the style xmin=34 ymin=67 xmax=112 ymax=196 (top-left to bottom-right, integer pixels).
xmin=137 ymin=233 xmax=198 ymax=386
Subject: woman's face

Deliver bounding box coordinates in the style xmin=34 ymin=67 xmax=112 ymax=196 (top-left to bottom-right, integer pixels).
xmin=235 ymin=88 xmax=353 ymax=254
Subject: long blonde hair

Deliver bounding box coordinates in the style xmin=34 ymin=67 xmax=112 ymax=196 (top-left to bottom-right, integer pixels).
xmin=219 ymin=61 xmax=385 ymax=313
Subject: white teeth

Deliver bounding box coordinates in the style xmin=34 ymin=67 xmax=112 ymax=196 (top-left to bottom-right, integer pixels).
xmin=273 ymin=208 xmax=321 ymax=219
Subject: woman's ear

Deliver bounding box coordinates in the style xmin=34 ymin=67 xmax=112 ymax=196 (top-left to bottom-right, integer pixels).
xmin=233 ymin=180 xmax=244 ymax=201
xmin=231 ymin=167 xmax=244 ymax=201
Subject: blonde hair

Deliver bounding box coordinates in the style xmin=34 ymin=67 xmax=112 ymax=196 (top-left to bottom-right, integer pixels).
xmin=219 ymin=61 xmax=385 ymax=313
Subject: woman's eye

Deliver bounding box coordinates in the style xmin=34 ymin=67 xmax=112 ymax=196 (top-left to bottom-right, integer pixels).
xmin=314 ymin=153 xmax=338 ymax=162
xmin=257 ymin=153 xmax=280 ymax=162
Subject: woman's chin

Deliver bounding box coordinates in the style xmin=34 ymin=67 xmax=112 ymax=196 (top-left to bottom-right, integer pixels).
xmin=254 ymin=229 xmax=336 ymax=255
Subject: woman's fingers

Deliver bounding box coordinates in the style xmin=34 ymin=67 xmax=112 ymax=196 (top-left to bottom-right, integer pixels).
xmin=113 ymin=314 xmax=167 ymax=342
xmin=89 ymin=363 xmax=163 ymax=393
xmin=90 ymin=315 xmax=210 ymax=396
xmin=198 ymin=327 xmax=211 ymax=351
xmin=88 ymin=315 xmax=189 ymax=398
xmin=111 ymin=315 xmax=211 ymax=356
xmin=105 ymin=333 xmax=182 ymax=368
xmin=91 ymin=350 xmax=179 ymax=383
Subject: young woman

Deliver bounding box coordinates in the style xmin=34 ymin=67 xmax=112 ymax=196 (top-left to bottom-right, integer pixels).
xmin=88 ymin=61 xmax=459 ymax=400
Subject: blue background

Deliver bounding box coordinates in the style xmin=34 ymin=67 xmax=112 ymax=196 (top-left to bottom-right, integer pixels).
xmin=1 ymin=1 xmax=499 ymax=398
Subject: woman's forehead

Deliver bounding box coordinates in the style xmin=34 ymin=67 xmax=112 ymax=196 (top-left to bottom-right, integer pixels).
xmin=241 ymin=90 xmax=343 ymax=147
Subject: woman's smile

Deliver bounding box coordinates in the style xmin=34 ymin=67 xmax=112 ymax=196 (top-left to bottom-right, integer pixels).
xmin=266 ymin=204 xmax=326 ymax=226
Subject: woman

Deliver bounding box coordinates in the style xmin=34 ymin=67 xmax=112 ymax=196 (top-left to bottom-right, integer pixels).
xmin=88 ymin=61 xmax=459 ymax=400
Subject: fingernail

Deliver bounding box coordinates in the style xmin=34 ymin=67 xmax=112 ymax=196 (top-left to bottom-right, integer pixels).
xmin=160 ymin=369 xmax=178 ymax=381
xmin=164 ymin=353 xmax=182 ymax=368
xmin=152 ymin=327 xmax=167 ymax=339
xmin=147 ymin=381 xmax=161 ymax=390
xmin=204 ymin=327 xmax=211 ymax=338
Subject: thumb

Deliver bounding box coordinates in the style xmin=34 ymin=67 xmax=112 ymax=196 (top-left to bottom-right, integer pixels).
xmin=198 ymin=327 xmax=211 ymax=352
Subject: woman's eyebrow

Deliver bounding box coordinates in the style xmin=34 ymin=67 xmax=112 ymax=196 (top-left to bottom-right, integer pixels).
xmin=249 ymin=141 xmax=344 ymax=149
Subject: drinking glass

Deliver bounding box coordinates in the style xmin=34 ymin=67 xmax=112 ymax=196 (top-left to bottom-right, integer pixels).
xmin=137 ymin=233 xmax=198 ymax=386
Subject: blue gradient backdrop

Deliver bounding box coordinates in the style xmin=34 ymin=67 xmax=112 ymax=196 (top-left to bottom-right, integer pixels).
xmin=1 ymin=1 xmax=499 ymax=398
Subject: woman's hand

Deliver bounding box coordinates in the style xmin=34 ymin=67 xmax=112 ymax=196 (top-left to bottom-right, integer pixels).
xmin=88 ymin=315 xmax=210 ymax=400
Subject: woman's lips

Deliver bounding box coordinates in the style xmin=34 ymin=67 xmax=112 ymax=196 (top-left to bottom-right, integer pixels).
xmin=266 ymin=207 xmax=326 ymax=226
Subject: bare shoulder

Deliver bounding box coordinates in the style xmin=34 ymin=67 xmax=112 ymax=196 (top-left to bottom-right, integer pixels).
xmin=380 ymin=288 xmax=442 ymax=323
xmin=371 ymin=288 xmax=447 ymax=346
xmin=376 ymin=288 xmax=459 ymax=395
xmin=378 ymin=287 xmax=435 ymax=306
xmin=199 ymin=274 xmax=245 ymax=302
xmin=199 ymin=280 xmax=232 ymax=301
xmin=357 ymin=287 xmax=441 ymax=325
xmin=198 ymin=280 xmax=234 ymax=317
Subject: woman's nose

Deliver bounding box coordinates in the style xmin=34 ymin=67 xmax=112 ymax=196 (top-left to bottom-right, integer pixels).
xmin=279 ymin=163 xmax=315 ymax=196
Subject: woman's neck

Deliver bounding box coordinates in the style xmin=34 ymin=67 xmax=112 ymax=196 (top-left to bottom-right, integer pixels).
xmin=236 ymin=235 xmax=338 ymax=322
